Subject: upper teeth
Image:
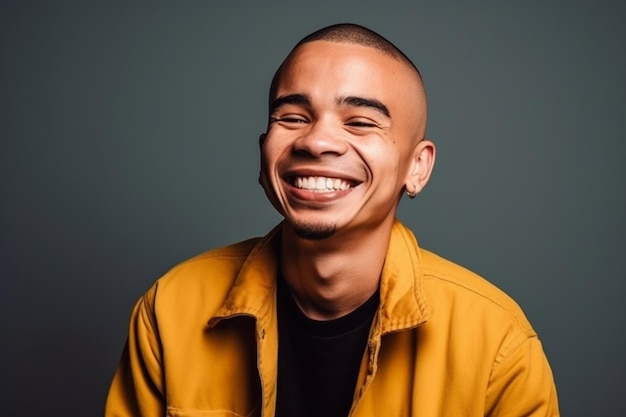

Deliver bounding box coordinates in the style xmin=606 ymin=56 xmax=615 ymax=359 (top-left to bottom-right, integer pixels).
xmin=294 ymin=176 xmax=350 ymax=191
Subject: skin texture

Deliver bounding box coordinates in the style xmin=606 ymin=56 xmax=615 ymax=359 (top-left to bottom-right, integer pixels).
xmin=259 ymin=40 xmax=435 ymax=319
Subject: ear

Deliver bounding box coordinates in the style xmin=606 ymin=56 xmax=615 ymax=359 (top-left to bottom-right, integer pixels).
xmin=404 ymin=139 xmax=436 ymax=196
xmin=259 ymin=133 xmax=267 ymax=149
xmin=258 ymin=133 xmax=267 ymax=186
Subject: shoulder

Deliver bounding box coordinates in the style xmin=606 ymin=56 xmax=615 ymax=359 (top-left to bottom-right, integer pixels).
xmin=143 ymin=237 xmax=263 ymax=314
xmin=419 ymin=248 xmax=536 ymax=337
xmin=166 ymin=237 xmax=261 ymax=280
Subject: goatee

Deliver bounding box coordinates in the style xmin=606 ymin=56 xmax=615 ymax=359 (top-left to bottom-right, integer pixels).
xmin=292 ymin=221 xmax=337 ymax=240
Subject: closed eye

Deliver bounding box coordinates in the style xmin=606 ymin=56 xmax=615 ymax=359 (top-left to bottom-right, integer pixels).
xmin=270 ymin=115 xmax=309 ymax=124
xmin=347 ymin=121 xmax=377 ymax=127
xmin=345 ymin=119 xmax=380 ymax=129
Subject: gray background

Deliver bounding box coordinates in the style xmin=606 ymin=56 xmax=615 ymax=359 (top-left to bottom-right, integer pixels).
xmin=1 ymin=1 xmax=624 ymax=416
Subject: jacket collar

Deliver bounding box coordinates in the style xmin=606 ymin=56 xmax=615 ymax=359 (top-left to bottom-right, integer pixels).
xmin=376 ymin=219 xmax=431 ymax=334
xmin=209 ymin=220 xmax=431 ymax=333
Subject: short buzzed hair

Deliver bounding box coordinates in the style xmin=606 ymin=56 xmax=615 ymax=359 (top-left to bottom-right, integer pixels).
xmin=269 ymin=23 xmax=423 ymax=102
xmin=295 ymin=23 xmax=422 ymax=78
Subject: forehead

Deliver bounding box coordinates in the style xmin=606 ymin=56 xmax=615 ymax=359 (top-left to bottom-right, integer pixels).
xmin=273 ymin=40 xmax=421 ymax=105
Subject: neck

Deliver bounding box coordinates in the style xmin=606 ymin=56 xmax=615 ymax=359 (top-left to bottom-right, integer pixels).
xmin=279 ymin=220 xmax=394 ymax=320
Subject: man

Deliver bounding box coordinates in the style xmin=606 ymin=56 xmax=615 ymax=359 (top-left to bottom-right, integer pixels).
xmin=105 ymin=23 xmax=559 ymax=416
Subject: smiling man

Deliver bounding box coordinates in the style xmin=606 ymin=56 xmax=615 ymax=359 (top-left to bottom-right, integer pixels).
xmin=106 ymin=24 xmax=559 ymax=417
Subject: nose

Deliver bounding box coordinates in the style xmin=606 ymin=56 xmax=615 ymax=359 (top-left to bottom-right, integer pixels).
xmin=292 ymin=117 xmax=349 ymax=157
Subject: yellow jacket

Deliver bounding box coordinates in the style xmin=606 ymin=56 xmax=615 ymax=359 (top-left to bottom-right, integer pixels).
xmin=106 ymin=220 xmax=559 ymax=416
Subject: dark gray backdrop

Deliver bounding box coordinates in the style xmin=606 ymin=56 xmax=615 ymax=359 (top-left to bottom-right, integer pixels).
xmin=1 ymin=1 xmax=624 ymax=416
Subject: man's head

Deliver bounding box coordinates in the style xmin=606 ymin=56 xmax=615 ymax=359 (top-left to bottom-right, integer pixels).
xmin=259 ymin=23 xmax=435 ymax=241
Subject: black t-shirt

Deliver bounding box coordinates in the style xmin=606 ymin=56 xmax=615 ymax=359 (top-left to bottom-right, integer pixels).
xmin=275 ymin=275 xmax=379 ymax=417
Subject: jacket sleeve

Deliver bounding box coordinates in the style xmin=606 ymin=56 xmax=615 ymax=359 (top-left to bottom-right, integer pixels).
xmin=485 ymin=335 xmax=559 ymax=416
xmin=105 ymin=286 xmax=165 ymax=417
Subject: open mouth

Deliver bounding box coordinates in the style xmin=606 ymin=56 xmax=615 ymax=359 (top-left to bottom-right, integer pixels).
xmin=290 ymin=176 xmax=353 ymax=192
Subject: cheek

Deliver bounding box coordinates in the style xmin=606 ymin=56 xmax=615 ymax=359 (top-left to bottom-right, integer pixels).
xmin=260 ymin=144 xmax=289 ymax=188
xmin=260 ymin=139 xmax=280 ymax=166
xmin=360 ymin=143 xmax=402 ymax=174
xmin=262 ymin=132 xmax=290 ymax=157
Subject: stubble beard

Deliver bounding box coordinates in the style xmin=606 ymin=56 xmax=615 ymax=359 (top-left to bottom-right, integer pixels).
xmin=292 ymin=220 xmax=337 ymax=240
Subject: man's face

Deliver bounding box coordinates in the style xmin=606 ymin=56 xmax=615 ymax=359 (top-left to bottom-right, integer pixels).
xmin=260 ymin=40 xmax=427 ymax=240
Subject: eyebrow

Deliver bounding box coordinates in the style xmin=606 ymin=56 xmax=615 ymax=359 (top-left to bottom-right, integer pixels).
xmin=270 ymin=94 xmax=311 ymax=114
xmin=340 ymin=96 xmax=390 ymax=118
xmin=269 ymin=93 xmax=391 ymax=119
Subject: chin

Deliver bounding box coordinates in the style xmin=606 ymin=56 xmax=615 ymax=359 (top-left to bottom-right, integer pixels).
xmin=291 ymin=221 xmax=337 ymax=240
